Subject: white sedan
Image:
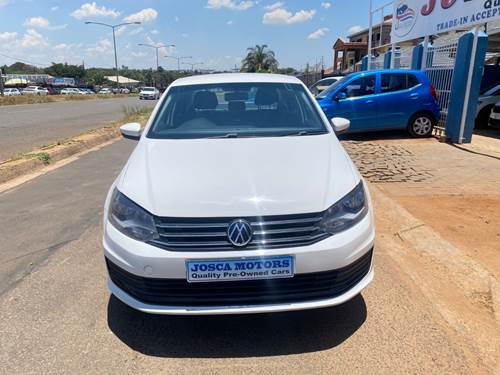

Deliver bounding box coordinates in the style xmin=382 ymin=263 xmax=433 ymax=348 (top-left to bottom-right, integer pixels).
xmin=3 ymin=88 xmax=21 ymax=96
xmin=22 ymin=86 xmax=48 ymax=96
xmin=139 ymin=87 xmax=160 ymax=100
xmin=103 ymin=73 xmax=374 ymax=315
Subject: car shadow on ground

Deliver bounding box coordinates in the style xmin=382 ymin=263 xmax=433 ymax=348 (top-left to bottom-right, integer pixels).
xmin=338 ymin=129 xmax=412 ymax=141
xmin=107 ymin=294 xmax=367 ymax=358
xmin=474 ymin=128 xmax=500 ymax=140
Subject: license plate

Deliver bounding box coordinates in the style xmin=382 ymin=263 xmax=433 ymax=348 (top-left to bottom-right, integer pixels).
xmin=186 ymin=256 xmax=294 ymax=283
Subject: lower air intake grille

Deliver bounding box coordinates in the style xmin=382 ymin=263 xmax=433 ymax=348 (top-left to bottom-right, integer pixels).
xmin=106 ymin=249 xmax=373 ymax=307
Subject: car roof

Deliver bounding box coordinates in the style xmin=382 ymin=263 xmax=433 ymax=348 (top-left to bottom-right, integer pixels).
xmin=171 ymin=73 xmax=302 ymax=87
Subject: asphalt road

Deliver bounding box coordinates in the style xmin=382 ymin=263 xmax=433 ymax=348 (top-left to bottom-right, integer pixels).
xmin=0 ymin=140 xmax=477 ymax=374
xmin=0 ymin=97 xmax=156 ymax=162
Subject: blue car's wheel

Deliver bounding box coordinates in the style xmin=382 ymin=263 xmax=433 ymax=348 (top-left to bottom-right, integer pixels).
xmin=408 ymin=113 xmax=434 ymax=138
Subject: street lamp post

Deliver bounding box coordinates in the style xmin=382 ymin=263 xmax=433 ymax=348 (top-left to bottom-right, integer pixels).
xmin=182 ymin=62 xmax=204 ymax=72
xmin=165 ymin=55 xmax=192 ymax=72
xmin=85 ymin=21 xmax=141 ymax=88
xmin=138 ymin=43 xmax=176 ymax=71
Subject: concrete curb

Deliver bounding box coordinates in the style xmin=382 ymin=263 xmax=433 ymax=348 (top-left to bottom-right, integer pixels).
xmin=0 ymin=126 xmax=120 ymax=185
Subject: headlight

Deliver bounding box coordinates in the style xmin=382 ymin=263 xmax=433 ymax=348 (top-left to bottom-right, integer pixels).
xmin=319 ymin=181 xmax=368 ymax=234
xmin=108 ymin=189 xmax=159 ymax=242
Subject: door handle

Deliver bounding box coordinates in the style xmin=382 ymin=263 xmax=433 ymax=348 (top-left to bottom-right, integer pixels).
xmin=365 ymin=100 xmax=375 ymax=104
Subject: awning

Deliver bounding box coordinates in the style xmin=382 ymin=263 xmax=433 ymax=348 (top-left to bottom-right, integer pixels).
xmin=4 ymin=78 xmax=31 ymax=85
xmin=104 ymin=76 xmax=140 ymax=84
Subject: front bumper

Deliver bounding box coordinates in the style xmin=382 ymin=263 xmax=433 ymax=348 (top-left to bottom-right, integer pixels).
xmin=104 ymin=210 xmax=375 ymax=315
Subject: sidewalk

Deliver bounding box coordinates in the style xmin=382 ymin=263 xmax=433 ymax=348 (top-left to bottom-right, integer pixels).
xmin=342 ymin=133 xmax=500 ymax=372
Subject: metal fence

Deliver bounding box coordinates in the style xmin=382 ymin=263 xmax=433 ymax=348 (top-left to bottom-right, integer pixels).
xmin=423 ymin=35 xmax=460 ymax=134
xmin=370 ymin=55 xmax=385 ymax=70
xmin=395 ymin=47 xmax=413 ymax=69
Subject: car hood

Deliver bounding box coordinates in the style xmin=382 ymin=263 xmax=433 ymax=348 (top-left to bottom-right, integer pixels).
xmin=118 ymin=134 xmax=359 ymax=217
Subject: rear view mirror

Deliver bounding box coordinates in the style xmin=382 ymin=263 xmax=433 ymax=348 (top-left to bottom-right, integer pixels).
xmin=120 ymin=122 xmax=142 ymax=141
xmin=330 ymin=117 xmax=350 ymax=134
xmin=334 ymin=92 xmax=347 ymax=101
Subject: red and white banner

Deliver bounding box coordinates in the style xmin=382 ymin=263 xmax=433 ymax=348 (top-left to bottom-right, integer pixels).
xmin=392 ymin=0 xmax=500 ymax=43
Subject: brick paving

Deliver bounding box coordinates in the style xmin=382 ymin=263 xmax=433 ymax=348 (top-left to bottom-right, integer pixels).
xmin=341 ymin=135 xmax=500 ymax=196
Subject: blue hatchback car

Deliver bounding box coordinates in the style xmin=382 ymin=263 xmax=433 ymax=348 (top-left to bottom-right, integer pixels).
xmin=316 ymin=69 xmax=440 ymax=137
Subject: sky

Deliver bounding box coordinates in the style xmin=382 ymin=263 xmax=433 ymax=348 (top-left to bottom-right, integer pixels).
xmin=0 ymin=0 xmax=377 ymax=71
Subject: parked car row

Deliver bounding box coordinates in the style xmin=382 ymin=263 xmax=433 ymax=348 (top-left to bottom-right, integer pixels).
xmin=1 ymin=86 xmax=136 ymax=97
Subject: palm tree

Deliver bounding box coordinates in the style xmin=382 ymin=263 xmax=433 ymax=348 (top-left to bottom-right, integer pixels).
xmin=241 ymin=45 xmax=278 ymax=73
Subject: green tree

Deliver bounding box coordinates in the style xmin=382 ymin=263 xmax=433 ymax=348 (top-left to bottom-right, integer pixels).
xmin=45 ymin=63 xmax=85 ymax=79
xmin=241 ymin=45 xmax=278 ymax=73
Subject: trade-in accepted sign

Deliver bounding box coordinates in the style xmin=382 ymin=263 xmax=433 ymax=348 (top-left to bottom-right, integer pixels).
xmin=391 ymin=0 xmax=500 ymax=43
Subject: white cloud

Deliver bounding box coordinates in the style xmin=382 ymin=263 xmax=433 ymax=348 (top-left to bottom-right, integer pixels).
xmin=71 ymin=2 xmax=120 ymax=19
xmin=321 ymin=2 xmax=331 ymax=9
xmin=263 ymin=7 xmax=316 ymax=24
xmin=227 ymin=20 xmax=233 ymax=25
xmin=207 ymin=0 xmax=254 ymax=11
xmin=0 ymin=0 xmax=9 ymax=6
xmin=348 ymin=25 xmax=364 ymax=35
xmin=308 ymin=27 xmax=329 ymax=40
xmin=174 ymin=16 xmax=179 ymax=22
xmin=86 ymin=38 xmax=112 ymax=55
xmin=24 ymin=16 xmax=67 ymax=30
xmin=0 ymin=31 xmax=17 ymax=41
xmin=129 ymin=26 xmax=144 ymax=36
xmin=181 ymin=33 xmax=189 ymax=38
xmin=24 ymin=16 xmax=50 ymax=28
xmin=264 ymin=2 xmax=283 ymax=10
xmin=21 ymin=29 xmax=49 ymax=49
xmin=124 ymin=8 xmax=158 ymax=23
xmin=51 ymin=6 xmax=59 ymax=11
xmin=131 ymin=51 xmax=147 ymax=58
xmin=151 ymin=29 xmax=159 ymax=34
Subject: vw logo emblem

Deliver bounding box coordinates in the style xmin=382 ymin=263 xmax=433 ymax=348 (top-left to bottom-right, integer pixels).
xmin=227 ymin=219 xmax=253 ymax=247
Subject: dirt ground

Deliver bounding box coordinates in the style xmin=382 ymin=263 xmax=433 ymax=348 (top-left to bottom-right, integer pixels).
xmin=393 ymin=195 xmax=500 ymax=280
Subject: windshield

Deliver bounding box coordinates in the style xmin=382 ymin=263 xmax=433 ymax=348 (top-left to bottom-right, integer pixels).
xmin=147 ymin=82 xmax=328 ymax=139
xmin=316 ymin=76 xmax=350 ymax=98
xmin=142 ymin=87 xmax=155 ymax=91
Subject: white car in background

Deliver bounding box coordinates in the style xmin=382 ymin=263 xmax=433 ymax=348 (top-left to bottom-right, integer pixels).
xmin=103 ymin=73 xmax=375 ymax=315
xmin=139 ymin=87 xmax=160 ymax=100
xmin=99 ymin=88 xmax=113 ymax=94
xmin=309 ymin=76 xmax=344 ymax=96
xmin=476 ymin=84 xmax=500 ymax=128
xmin=61 ymin=88 xmax=85 ymax=95
xmin=3 ymin=88 xmax=21 ymax=96
xmin=22 ymin=86 xmax=48 ymax=96
xmin=488 ymin=101 xmax=500 ymax=129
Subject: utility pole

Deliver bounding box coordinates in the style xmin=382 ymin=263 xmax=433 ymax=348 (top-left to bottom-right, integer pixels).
xmin=165 ymin=56 xmax=192 ymax=72
xmin=0 ymin=68 xmax=4 ymax=97
xmin=85 ymin=21 xmax=141 ymax=88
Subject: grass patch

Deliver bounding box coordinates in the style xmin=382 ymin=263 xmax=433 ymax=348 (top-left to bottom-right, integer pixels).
xmin=122 ymin=105 xmax=154 ymax=123
xmin=0 ymin=93 xmax=136 ymax=107
xmin=23 ymin=152 xmax=51 ymax=165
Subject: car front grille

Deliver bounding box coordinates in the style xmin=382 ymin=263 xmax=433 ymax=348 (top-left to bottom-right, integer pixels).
xmin=106 ymin=249 xmax=373 ymax=307
xmin=148 ymin=212 xmax=330 ymax=252
xmin=493 ymin=106 xmax=500 ymax=114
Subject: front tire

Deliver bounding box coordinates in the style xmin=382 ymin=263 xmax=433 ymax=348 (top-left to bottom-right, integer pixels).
xmin=408 ymin=113 xmax=434 ymax=137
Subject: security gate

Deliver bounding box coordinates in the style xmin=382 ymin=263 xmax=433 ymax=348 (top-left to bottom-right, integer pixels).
xmin=423 ymin=35 xmax=460 ymax=134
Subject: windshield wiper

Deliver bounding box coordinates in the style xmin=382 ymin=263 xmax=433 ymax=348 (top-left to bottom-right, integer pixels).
xmin=280 ymin=130 xmax=326 ymax=137
xmin=206 ymin=133 xmax=239 ymax=139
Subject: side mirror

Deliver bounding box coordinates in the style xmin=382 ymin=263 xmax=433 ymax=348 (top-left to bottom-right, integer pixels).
xmin=120 ymin=122 xmax=142 ymax=141
xmin=334 ymin=92 xmax=347 ymax=101
xmin=330 ymin=117 xmax=350 ymax=134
